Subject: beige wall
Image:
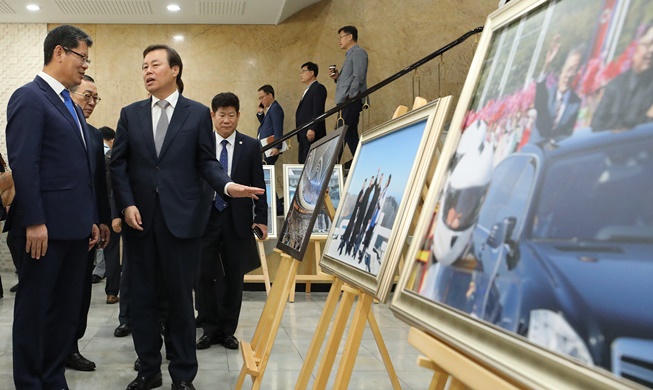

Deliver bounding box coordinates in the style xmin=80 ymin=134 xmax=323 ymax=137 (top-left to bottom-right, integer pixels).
xmin=0 ymin=0 xmax=497 ymax=269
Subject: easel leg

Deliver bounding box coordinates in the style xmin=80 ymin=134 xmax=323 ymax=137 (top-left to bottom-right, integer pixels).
xmin=332 ymin=293 xmax=374 ymax=390
xmin=295 ymin=278 xmax=344 ymax=390
xmin=367 ymin=309 xmax=402 ymax=390
xmin=258 ymin=240 xmax=271 ymax=295
xmin=312 ymin=287 xmax=357 ymax=390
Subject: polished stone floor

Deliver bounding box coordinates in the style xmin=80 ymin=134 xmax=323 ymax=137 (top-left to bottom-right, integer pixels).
xmin=0 ymin=272 xmax=432 ymax=389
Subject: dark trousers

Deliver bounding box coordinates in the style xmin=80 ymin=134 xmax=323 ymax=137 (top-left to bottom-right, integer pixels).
xmin=13 ymin=237 xmax=87 ymax=390
xmin=125 ymin=199 xmax=199 ymax=383
xmin=73 ymin=248 xmax=96 ymax=352
xmin=338 ymin=99 xmax=363 ymax=161
xmin=195 ymin=208 xmax=250 ymax=337
xmin=103 ymin=229 xmax=121 ymax=296
xmin=118 ymin=236 xmax=130 ymax=325
xmin=263 ymin=154 xmax=279 ymax=166
xmin=297 ymin=134 xmax=311 ymax=164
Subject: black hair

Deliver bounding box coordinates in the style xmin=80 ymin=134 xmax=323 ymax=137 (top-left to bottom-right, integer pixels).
xmin=211 ymin=92 xmax=240 ymax=112
xmin=338 ymin=25 xmax=358 ymax=41
xmin=44 ymin=25 xmax=93 ymax=66
xmin=258 ymin=84 xmax=275 ymax=97
xmin=143 ymin=44 xmax=184 ymax=94
xmin=301 ymin=61 xmax=319 ymax=77
xmin=99 ymin=126 xmax=116 ymax=141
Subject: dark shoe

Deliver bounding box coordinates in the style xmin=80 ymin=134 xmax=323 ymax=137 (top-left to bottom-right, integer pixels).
xmin=91 ymin=274 xmax=102 ymax=284
xmin=196 ymin=333 xmax=217 ymax=350
xmin=159 ymin=322 xmax=166 ymax=336
xmin=171 ymin=381 xmax=196 ymax=390
xmin=133 ymin=358 xmax=140 ymax=372
xmin=107 ymin=294 xmax=120 ymax=304
xmin=126 ymin=372 xmax=162 ymax=390
xmin=9 ymin=283 xmax=18 ymax=293
xmin=65 ymin=352 xmax=96 ymax=371
xmin=217 ymin=333 xmax=239 ymax=350
xmin=115 ymin=323 xmax=131 ymax=337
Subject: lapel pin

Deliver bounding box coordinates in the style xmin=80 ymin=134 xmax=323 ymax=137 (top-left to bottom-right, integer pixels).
xmin=239 ymin=141 xmax=243 ymax=144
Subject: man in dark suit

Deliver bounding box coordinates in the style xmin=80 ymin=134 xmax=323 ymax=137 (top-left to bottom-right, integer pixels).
xmin=295 ymin=62 xmax=327 ymax=164
xmin=534 ymin=41 xmax=583 ymax=141
xmin=67 ymin=75 xmax=112 ymax=373
xmin=5 ymin=25 xmax=102 ymax=390
xmin=256 ymin=84 xmax=285 ymax=165
xmin=110 ymin=44 xmax=263 ymax=390
xmin=195 ymin=92 xmax=267 ymax=351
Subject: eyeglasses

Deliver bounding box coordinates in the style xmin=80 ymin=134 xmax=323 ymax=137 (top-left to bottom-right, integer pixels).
xmin=63 ymin=47 xmax=91 ymax=65
xmin=338 ymin=33 xmax=351 ymax=41
xmin=73 ymin=91 xmax=101 ymax=104
xmin=300 ymin=69 xmax=310 ymax=73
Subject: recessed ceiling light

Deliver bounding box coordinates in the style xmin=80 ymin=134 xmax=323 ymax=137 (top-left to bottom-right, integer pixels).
xmin=26 ymin=4 xmax=40 ymax=11
xmin=173 ymin=35 xmax=184 ymax=42
xmin=167 ymin=4 xmax=181 ymax=12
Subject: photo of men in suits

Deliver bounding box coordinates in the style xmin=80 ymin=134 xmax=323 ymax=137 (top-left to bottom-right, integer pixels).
xmin=5 ymin=25 xmax=102 ymax=390
xmin=295 ymin=61 xmax=327 ymax=164
xmin=110 ymin=44 xmax=263 ymax=390
xmin=195 ymin=92 xmax=267 ymax=351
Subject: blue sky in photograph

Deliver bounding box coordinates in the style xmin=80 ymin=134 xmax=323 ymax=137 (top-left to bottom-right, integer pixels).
xmin=345 ymin=119 xmax=427 ymax=201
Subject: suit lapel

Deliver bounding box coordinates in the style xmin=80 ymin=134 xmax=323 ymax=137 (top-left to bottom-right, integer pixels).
xmin=138 ymin=99 xmax=158 ymax=160
xmin=35 ymin=77 xmax=87 ymax=150
xmin=159 ymin=95 xmax=190 ymax=159
xmin=231 ymin=131 xmax=243 ymax=178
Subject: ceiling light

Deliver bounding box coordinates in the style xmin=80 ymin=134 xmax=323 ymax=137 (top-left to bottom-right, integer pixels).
xmin=26 ymin=4 xmax=40 ymax=11
xmin=167 ymin=4 xmax=181 ymax=12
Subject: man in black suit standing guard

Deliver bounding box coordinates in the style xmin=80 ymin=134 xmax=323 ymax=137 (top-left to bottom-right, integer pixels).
xmin=295 ymin=62 xmax=327 ymax=164
xmin=196 ymin=92 xmax=268 ymax=350
xmin=110 ymin=44 xmax=263 ymax=390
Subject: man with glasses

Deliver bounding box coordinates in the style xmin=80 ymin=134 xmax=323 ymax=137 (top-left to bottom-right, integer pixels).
xmin=66 ymin=74 xmax=112 ymax=372
xmin=330 ymin=25 xmax=368 ymax=160
xmin=295 ymin=62 xmax=327 ymax=163
xmin=5 ymin=25 xmax=104 ymax=389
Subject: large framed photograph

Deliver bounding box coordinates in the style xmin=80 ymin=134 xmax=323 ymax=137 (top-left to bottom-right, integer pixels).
xmin=276 ymin=127 xmax=345 ymax=260
xmin=321 ymin=98 xmax=452 ymax=302
xmin=283 ymin=164 xmax=344 ymax=238
xmin=391 ymin=0 xmax=653 ymax=388
xmin=262 ymin=165 xmax=277 ymax=239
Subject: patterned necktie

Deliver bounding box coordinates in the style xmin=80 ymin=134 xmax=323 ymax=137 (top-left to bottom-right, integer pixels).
xmin=214 ymin=139 xmax=229 ymax=211
xmin=61 ymin=89 xmax=85 ymax=148
xmin=155 ymin=100 xmax=170 ymax=156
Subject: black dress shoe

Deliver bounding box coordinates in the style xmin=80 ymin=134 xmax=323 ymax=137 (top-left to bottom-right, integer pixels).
xmin=9 ymin=283 xmax=18 ymax=293
xmin=217 ymin=333 xmax=239 ymax=350
xmin=91 ymin=274 xmax=102 ymax=284
xmin=196 ymin=333 xmax=217 ymax=350
xmin=65 ymin=352 xmax=96 ymax=371
xmin=133 ymin=358 xmax=141 ymax=372
xmin=126 ymin=372 xmax=162 ymax=390
xmin=114 ymin=323 xmax=132 ymax=337
xmin=171 ymin=381 xmax=196 ymax=390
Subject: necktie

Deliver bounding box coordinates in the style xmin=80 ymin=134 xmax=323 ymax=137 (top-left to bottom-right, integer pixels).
xmin=214 ymin=139 xmax=229 ymax=211
xmin=155 ymin=100 xmax=170 ymax=156
xmin=61 ymin=89 xmax=86 ymax=148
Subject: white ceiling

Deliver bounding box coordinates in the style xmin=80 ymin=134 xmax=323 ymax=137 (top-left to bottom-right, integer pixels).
xmin=0 ymin=0 xmax=322 ymax=25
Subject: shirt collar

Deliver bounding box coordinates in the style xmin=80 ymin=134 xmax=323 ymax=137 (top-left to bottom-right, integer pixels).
xmin=345 ymin=44 xmax=359 ymax=56
xmin=151 ymin=90 xmax=180 ymax=109
xmin=217 ymin=130 xmax=237 ymax=145
xmin=38 ymin=71 xmax=67 ymax=96
xmin=305 ymin=80 xmax=317 ymax=89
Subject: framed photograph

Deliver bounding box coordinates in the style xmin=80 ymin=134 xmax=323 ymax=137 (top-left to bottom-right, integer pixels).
xmin=276 ymin=127 xmax=345 ymax=260
xmin=320 ymin=98 xmax=452 ymax=302
xmin=391 ymin=0 xmax=653 ymax=388
xmin=262 ymin=165 xmax=277 ymax=239
xmin=283 ymin=164 xmax=344 ymax=238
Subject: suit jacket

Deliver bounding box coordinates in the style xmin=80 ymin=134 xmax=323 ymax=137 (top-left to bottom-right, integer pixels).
xmin=212 ymin=130 xmax=267 ymax=239
xmin=295 ymin=81 xmax=327 ymax=141
xmin=591 ymin=69 xmax=653 ymax=131
xmin=88 ymin=124 xmax=111 ymax=226
xmin=534 ymin=79 xmax=581 ymax=140
xmin=5 ymin=76 xmax=98 ymax=239
xmin=110 ymin=94 xmax=231 ymax=239
xmin=256 ymin=100 xmax=284 ymax=150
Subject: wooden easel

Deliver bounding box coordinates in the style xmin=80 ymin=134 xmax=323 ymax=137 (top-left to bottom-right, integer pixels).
xmin=236 ymin=249 xmax=300 ymax=390
xmin=294 ymin=280 xmax=401 ymax=390
xmin=244 ymin=240 xmax=272 ymax=294
xmin=407 ymin=328 xmax=521 ymax=390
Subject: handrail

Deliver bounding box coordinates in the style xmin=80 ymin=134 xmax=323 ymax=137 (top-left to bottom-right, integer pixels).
xmin=261 ymin=26 xmax=484 ymax=153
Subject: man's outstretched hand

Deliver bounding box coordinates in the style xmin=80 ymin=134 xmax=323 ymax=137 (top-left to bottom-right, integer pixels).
xmin=227 ymin=183 xmax=265 ymax=199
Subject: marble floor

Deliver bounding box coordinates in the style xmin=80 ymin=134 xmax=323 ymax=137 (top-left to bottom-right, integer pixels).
xmin=0 ymin=272 xmax=432 ymax=389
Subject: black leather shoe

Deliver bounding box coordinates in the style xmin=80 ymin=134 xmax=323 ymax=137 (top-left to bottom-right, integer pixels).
xmin=126 ymin=372 xmax=162 ymax=390
xmin=9 ymin=283 xmax=18 ymax=293
xmin=196 ymin=333 xmax=217 ymax=350
xmin=65 ymin=352 xmax=96 ymax=371
xmin=114 ymin=323 xmax=132 ymax=337
xmin=133 ymin=358 xmax=141 ymax=372
xmin=171 ymin=381 xmax=196 ymax=390
xmin=91 ymin=274 xmax=102 ymax=284
xmin=217 ymin=333 xmax=239 ymax=350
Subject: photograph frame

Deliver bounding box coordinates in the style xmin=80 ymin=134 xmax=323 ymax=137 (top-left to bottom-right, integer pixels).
xmin=261 ymin=165 xmax=277 ymax=239
xmin=390 ymin=0 xmax=648 ymax=388
xmin=320 ymin=97 xmax=452 ymax=302
xmin=283 ymin=164 xmax=344 ymax=239
xmin=276 ymin=127 xmax=345 ymax=260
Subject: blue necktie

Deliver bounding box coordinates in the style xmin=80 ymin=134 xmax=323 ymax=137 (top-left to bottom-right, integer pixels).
xmin=61 ymin=89 xmax=85 ymax=148
xmin=214 ymin=139 xmax=229 ymax=211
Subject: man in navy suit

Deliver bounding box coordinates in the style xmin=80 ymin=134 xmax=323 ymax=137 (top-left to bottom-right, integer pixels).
xmin=195 ymin=92 xmax=267 ymax=351
xmin=110 ymin=44 xmax=263 ymax=390
xmin=295 ymin=62 xmax=327 ymax=164
xmin=5 ymin=25 xmax=101 ymax=390
xmin=256 ymin=84 xmax=285 ymax=165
